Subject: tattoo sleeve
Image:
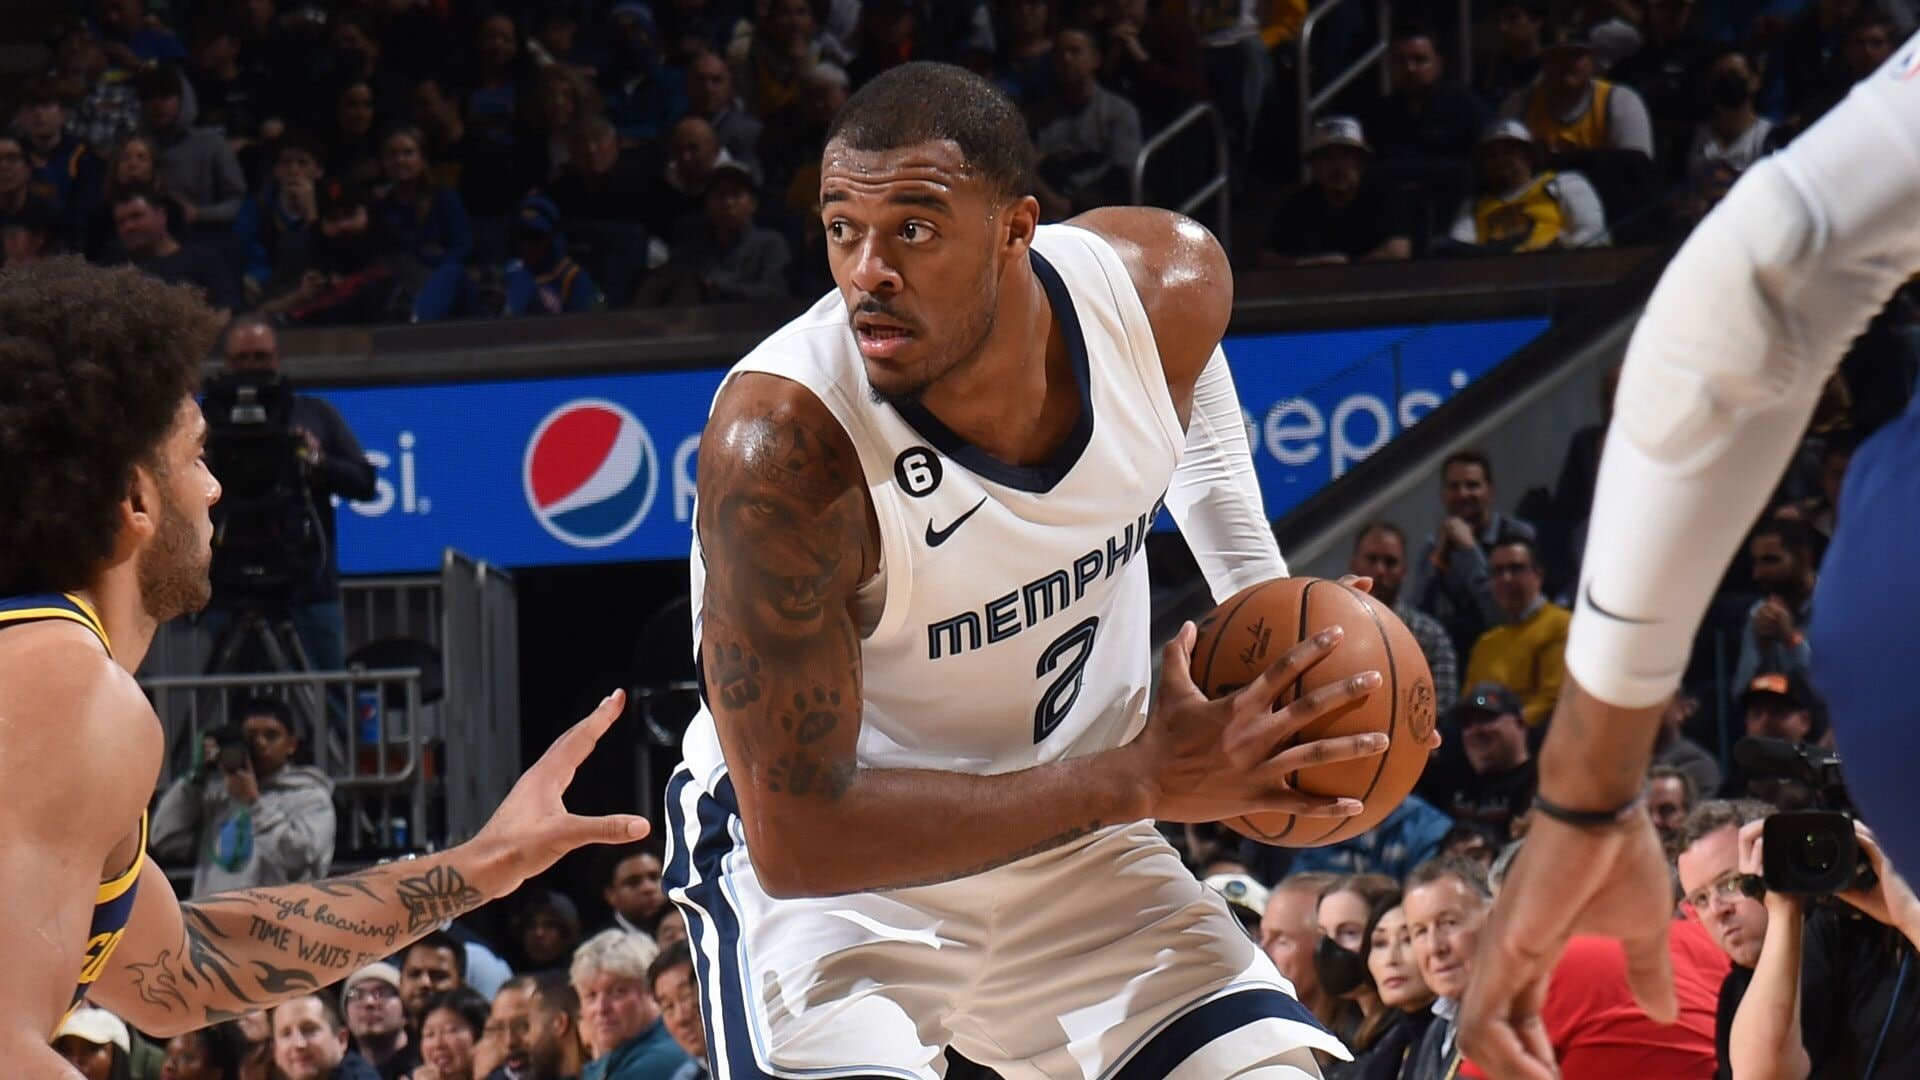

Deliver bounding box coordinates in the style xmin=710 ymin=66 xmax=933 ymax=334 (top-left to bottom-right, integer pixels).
xmin=105 ymin=857 xmax=485 ymax=1028
xmin=694 ymin=376 xmax=1148 ymax=898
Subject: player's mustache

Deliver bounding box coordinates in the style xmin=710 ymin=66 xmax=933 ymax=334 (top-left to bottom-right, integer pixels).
xmin=852 ymin=297 xmax=917 ymax=331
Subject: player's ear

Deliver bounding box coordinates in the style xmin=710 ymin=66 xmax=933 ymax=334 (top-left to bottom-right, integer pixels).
xmin=118 ymin=458 xmax=163 ymax=553
xmin=1001 ymin=194 xmax=1040 ymax=254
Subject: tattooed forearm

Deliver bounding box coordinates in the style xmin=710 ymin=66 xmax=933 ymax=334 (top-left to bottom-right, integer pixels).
xmin=395 ymin=865 xmax=484 ymax=934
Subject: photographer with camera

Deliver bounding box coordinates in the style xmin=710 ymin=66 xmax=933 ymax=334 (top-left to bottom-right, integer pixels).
xmin=202 ymin=316 xmax=375 ymax=728
xmin=151 ymin=697 xmax=337 ymax=895
xmin=1674 ymin=788 xmax=1920 ymax=1078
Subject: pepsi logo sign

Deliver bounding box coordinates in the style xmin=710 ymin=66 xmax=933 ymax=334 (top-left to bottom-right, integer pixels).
xmin=523 ymin=399 xmax=660 ymax=548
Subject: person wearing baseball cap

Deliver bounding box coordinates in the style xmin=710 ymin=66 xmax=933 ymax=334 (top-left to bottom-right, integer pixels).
xmin=1425 ymin=683 xmax=1538 ymax=841
xmin=1445 ymin=117 xmax=1608 ymax=252
xmin=504 ymin=194 xmax=607 ymax=315
xmin=636 ymin=156 xmax=795 ymax=307
xmin=1738 ymin=671 xmax=1826 ymax=745
xmin=51 ymin=1006 xmax=136 ymax=1080
xmin=1260 ymin=115 xmax=1410 ymax=267
xmin=1495 ymin=23 xmax=1656 ymax=156
xmin=1205 ymin=872 xmax=1273 ymax=939
xmin=341 ymin=962 xmax=419 ymax=1078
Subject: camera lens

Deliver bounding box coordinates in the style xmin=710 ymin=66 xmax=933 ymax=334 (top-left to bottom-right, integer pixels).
xmin=1799 ymin=830 xmax=1841 ymax=874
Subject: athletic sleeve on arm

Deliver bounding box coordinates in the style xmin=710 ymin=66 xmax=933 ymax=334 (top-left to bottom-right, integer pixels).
xmin=1164 ymin=346 xmax=1288 ymax=601
xmin=1566 ymin=39 xmax=1920 ymax=707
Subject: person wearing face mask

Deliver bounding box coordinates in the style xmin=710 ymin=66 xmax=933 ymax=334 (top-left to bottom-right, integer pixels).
xmin=1315 ymin=875 xmax=1402 ymax=1075
xmin=1687 ymin=49 xmax=1780 ymax=221
xmin=1342 ymin=902 xmax=1438 ymax=1080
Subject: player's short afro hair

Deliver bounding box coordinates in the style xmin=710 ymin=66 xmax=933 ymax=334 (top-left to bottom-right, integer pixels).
xmin=0 ymin=257 xmax=218 ymax=596
xmin=824 ymin=61 xmax=1037 ymax=202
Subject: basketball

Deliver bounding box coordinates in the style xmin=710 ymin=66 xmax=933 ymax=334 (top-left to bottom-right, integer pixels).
xmin=1189 ymin=577 xmax=1437 ymax=847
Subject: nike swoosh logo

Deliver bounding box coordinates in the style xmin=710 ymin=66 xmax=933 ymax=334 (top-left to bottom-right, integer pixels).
xmin=925 ymin=497 xmax=989 ymax=547
xmin=1582 ymin=583 xmax=1658 ymax=625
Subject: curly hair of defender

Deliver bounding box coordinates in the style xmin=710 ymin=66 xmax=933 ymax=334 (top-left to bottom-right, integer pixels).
xmin=0 ymin=257 xmax=221 ymax=596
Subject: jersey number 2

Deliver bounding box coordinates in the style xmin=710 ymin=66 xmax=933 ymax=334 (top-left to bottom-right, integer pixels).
xmin=1034 ymin=616 xmax=1099 ymax=743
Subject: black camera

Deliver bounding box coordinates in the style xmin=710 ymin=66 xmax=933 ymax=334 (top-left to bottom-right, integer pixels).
xmin=208 ymin=725 xmax=251 ymax=775
xmin=203 ymin=371 xmax=325 ymax=602
xmin=1735 ymin=737 xmax=1877 ymax=896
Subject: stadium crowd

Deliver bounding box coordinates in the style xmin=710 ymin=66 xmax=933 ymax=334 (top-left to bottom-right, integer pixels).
xmin=22 ymin=0 xmax=1920 ymax=1076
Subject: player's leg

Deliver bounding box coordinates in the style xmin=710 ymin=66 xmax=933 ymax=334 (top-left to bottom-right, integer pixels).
xmin=662 ymin=766 xmax=979 ymax=1079
xmin=949 ymin=821 xmax=1347 ymax=1079
xmin=1809 ymin=401 xmax=1920 ymax=876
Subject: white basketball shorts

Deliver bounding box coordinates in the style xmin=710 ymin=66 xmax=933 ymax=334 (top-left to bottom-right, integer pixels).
xmin=662 ymin=767 xmax=1351 ymax=1079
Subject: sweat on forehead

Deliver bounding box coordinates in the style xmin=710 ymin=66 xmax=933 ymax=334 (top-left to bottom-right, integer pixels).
xmin=824 ymin=61 xmax=1036 ymax=201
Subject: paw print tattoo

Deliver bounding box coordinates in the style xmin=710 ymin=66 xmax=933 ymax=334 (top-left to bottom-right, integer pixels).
xmin=780 ymin=686 xmax=843 ymax=746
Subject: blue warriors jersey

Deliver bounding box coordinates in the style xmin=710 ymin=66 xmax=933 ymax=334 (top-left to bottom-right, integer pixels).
xmin=0 ymin=593 xmax=147 ymax=1021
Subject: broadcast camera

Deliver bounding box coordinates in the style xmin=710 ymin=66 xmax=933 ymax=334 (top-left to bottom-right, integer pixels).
xmin=1735 ymin=736 xmax=1878 ymax=896
xmin=202 ymin=370 xmax=326 ymax=603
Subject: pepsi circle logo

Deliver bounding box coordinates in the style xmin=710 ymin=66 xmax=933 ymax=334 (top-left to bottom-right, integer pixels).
xmin=523 ymin=399 xmax=659 ymax=548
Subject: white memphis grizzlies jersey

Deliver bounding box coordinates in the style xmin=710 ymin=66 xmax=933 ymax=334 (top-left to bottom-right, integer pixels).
xmin=681 ymin=224 xmax=1186 ymax=793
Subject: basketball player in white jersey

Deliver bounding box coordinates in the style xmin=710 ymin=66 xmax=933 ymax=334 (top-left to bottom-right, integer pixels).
xmin=666 ymin=63 xmax=1434 ymax=1079
xmin=1459 ymin=32 xmax=1920 ymax=1080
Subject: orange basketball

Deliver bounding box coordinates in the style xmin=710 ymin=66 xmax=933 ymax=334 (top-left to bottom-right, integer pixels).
xmin=1189 ymin=577 xmax=1436 ymax=847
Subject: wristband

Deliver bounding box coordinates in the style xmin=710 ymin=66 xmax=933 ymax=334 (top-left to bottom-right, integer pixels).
xmin=1531 ymin=788 xmax=1648 ymax=829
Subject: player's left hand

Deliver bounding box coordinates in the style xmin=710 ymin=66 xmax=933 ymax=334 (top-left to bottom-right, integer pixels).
xmin=471 ymin=690 xmax=649 ymax=893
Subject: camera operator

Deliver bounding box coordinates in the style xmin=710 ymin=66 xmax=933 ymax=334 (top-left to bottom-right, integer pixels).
xmin=151 ymin=697 xmax=337 ymax=894
xmin=1674 ymin=799 xmax=1920 ymax=1078
xmin=202 ymin=316 xmax=375 ymax=703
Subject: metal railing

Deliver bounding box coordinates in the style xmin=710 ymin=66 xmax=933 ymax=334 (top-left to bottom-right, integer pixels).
xmin=1131 ymin=103 xmax=1231 ymax=254
xmin=1296 ymin=0 xmax=1476 ymax=164
xmin=142 ymin=666 xmax=428 ymax=853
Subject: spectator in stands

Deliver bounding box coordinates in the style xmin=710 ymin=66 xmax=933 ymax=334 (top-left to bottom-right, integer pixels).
xmin=273 ymin=995 xmax=379 ymax=1080
xmin=1462 ymin=537 xmax=1568 ymax=726
xmin=0 ymin=136 xmax=46 ymax=229
xmin=648 ymin=905 xmax=690 ymax=953
xmin=416 ymin=988 xmax=490 ymax=1080
xmin=1441 ymin=821 xmax=1502 ymax=870
xmin=598 ymin=4 xmax=683 ymax=146
xmin=997 ymin=0 xmax=1059 ymax=104
xmin=1768 ymin=0 xmax=1867 ymax=124
xmin=1480 ymin=0 xmax=1547 ymax=108
xmin=1365 ymin=26 xmax=1488 ymax=162
xmin=1446 ymin=120 xmax=1608 ymax=253
xmin=1031 ymin=27 xmax=1143 ymax=221
xmin=687 ymin=50 xmax=764 ymax=169
xmin=1611 ymin=0 xmax=1715 ymax=178
xmin=846 ymin=0 xmax=921 ymax=87
xmin=4 ymin=200 xmax=64 ymax=269
xmin=94 ymin=0 xmax=186 ymax=66
xmin=1498 ymin=28 xmax=1656 ymax=157
xmin=513 ymin=890 xmax=587 ymax=974
xmin=135 ymin=67 xmax=247 ymax=231
xmin=648 ymin=944 xmax=708 ymax=1077
xmin=327 ymin=79 xmax=386 ymax=188
xmin=663 ymin=0 xmax=744 ymax=59
xmin=1316 ymin=877 xmax=1400 ymax=1048
xmin=1471 ymin=842 xmax=1728 ymax=1080
xmin=329 ymin=12 xmax=412 ymax=126
xmin=1649 ymin=764 xmax=1699 ymax=846
xmin=1672 ymin=800 xmax=1775 ymax=975
xmin=54 ymin=26 xmax=142 ymax=155
xmin=738 ymin=0 xmax=828 ymax=116
xmin=1262 ymin=873 xmax=1347 ymax=1031
xmin=260 ymin=178 xmax=431 ymax=325
xmin=530 ymin=67 xmax=603 ymax=184
xmin=1425 ymin=684 xmax=1538 ymax=841
xmin=1351 ymin=522 xmax=1460 ymax=712
xmin=758 ymin=61 xmax=850 ymax=222
xmin=1260 ymin=117 xmax=1410 ymax=266
xmin=1101 ymin=0 xmax=1206 ymax=131
xmin=1734 ymin=518 xmax=1819 ymax=692
xmin=573 ymin=930 xmax=692 ymax=1078
xmin=602 ymin=842 xmax=670 ymax=939
xmin=1349 ymin=902 xmax=1439 ymax=1079
xmin=189 ymin=20 xmax=280 ymax=156
xmin=1687 ymin=49 xmax=1778 ymax=219
xmin=374 ymin=127 xmax=473 ymax=269
xmin=1779 ymin=10 xmax=1898 ymax=137
xmin=548 ymin=118 xmax=651 ymax=225
xmin=1739 ymin=671 xmax=1823 ymax=749
xmin=640 ymin=160 xmax=791 ymax=306
xmin=343 ymin=963 xmax=420 ymax=1080
xmin=512 ymin=973 xmax=587 ymax=1080
xmin=1401 ymin=857 xmax=1492 ymax=1080
xmin=1656 ymin=692 xmax=1725 ymax=795
xmin=17 ymin=79 xmax=103 ymax=236
xmin=233 ymin=132 xmax=323 ymax=298
xmin=161 ymin=1023 xmax=247 ymax=1080
xmin=410 ymin=76 xmax=529 ymax=228
xmin=401 ymin=931 xmax=468 ymax=1026
xmin=646 ymin=117 xmax=727 ymax=237
xmin=1407 ymin=449 xmax=1538 ymax=659
xmin=1289 ymin=793 xmax=1456 ymax=880
xmin=113 ymin=187 xmax=244 ymax=315
xmin=151 ymin=696 xmax=336 ymax=894
xmin=504 ymin=195 xmax=607 ymax=315
xmin=468 ymin=14 xmax=533 ymax=147
xmin=89 ymin=130 xmax=164 ymax=257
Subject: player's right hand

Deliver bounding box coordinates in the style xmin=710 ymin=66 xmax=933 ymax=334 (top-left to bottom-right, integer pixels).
xmin=1137 ymin=621 xmax=1388 ymax=824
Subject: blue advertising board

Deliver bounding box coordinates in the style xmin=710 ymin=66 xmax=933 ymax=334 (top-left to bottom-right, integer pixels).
xmin=319 ymin=316 xmax=1548 ymax=574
